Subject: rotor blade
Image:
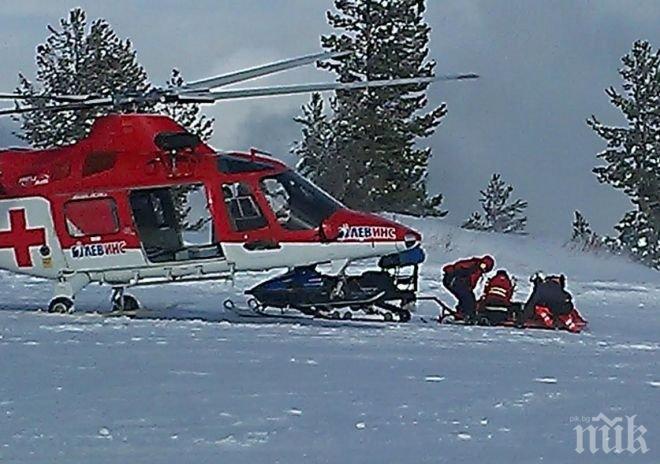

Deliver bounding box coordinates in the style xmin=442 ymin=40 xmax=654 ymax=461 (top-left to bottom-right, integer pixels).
xmin=180 ymin=50 xmax=351 ymax=91
xmin=0 ymin=97 xmax=114 ymax=116
xmin=436 ymin=73 xmax=480 ymax=80
xmin=185 ymin=75 xmax=471 ymax=101
xmin=0 ymin=93 xmax=94 ymax=103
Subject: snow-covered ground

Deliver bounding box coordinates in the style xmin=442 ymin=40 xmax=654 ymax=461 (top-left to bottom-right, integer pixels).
xmin=1 ymin=218 xmax=658 ymax=463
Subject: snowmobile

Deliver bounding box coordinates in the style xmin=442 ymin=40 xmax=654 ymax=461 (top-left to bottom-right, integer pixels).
xmin=240 ymin=247 xmax=425 ymax=322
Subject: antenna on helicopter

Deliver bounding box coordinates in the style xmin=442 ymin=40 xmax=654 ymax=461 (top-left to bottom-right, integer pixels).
xmin=0 ymin=50 xmax=478 ymax=116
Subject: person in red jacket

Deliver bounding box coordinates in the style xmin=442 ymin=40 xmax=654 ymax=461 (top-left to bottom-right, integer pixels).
xmin=477 ymin=269 xmax=515 ymax=325
xmin=442 ymin=255 xmax=494 ymax=323
xmin=481 ymin=270 xmax=515 ymax=307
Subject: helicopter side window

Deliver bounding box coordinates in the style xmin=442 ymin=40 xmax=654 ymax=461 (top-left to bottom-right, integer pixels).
xmin=222 ymin=182 xmax=267 ymax=232
xmin=260 ymin=171 xmax=342 ymax=231
xmin=129 ymin=185 xmax=224 ymax=263
xmin=65 ymin=198 xmax=119 ymax=237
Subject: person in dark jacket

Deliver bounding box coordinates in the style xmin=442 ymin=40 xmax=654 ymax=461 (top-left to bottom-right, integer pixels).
xmin=523 ymin=273 xmax=574 ymax=325
xmin=442 ymin=255 xmax=495 ymax=322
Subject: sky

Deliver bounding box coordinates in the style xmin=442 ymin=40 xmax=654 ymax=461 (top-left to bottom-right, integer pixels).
xmin=0 ymin=0 xmax=658 ymax=237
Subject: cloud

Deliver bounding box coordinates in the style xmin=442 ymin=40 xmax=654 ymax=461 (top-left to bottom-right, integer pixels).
xmin=421 ymin=0 xmax=658 ymax=235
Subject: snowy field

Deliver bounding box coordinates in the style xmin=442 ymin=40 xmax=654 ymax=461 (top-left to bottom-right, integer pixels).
xmin=0 ymin=218 xmax=658 ymax=463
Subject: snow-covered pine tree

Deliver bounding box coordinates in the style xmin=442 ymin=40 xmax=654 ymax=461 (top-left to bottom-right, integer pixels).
xmin=294 ymin=0 xmax=447 ymax=216
xmin=292 ymin=93 xmax=339 ymax=193
xmin=14 ymin=8 xmax=213 ymax=148
xmin=462 ymin=173 xmax=528 ymax=234
xmin=14 ymin=8 xmax=151 ymax=147
xmin=14 ymin=8 xmax=214 ymax=231
xmin=462 ymin=212 xmax=485 ymax=230
xmin=568 ymin=211 xmax=625 ymax=254
xmin=571 ymin=211 xmax=593 ymax=242
xmin=587 ymin=40 xmax=660 ymax=268
xmin=161 ymin=69 xmax=214 ymax=143
xmin=569 ymin=210 xmax=601 ymax=251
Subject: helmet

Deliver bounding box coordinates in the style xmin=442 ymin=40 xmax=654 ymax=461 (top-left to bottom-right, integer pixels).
xmin=481 ymin=255 xmax=494 ymax=272
xmin=530 ymin=271 xmax=545 ymax=284
xmin=548 ymin=274 xmax=567 ymax=288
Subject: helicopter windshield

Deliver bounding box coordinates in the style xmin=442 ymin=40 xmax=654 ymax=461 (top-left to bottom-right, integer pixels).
xmin=260 ymin=170 xmax=342 ymax=231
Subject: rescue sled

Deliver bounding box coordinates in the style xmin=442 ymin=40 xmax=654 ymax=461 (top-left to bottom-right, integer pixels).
xmin=437 ymin=300 xmax=588 ymax=333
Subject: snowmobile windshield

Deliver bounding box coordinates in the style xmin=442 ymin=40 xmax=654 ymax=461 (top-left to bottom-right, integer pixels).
xmin=260 ymin=170 xmax=342 ymax=230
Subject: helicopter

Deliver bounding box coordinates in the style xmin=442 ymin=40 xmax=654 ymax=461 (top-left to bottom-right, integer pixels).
xmin=0 ymin=51 xmax=477 ymax=322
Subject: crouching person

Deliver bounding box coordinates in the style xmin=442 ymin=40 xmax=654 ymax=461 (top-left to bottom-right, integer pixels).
xmin=478 ymin=269 xmax=515 ymax=325
xmin=523 ymin=273 xmax=584 ymax=332
xmin=481 ymin=269 xmax=515 ymax=307
xmin=442 ymin=255 xmax=494 ymax=324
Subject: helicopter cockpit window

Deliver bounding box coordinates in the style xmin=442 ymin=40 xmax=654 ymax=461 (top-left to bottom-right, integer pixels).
xmin=65 ymin=198 xmax=119 ymax=237
xmin=260 ymin=171 xmax=342 ymax=231
xmin=222 ymin=182 xmax=267 ymax=232
xmin=129 ymin=185 xmax=224 ymax=263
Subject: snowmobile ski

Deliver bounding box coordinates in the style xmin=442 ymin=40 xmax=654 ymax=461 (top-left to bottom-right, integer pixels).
xmin=224 ymin=294 xmax=410 ymax=323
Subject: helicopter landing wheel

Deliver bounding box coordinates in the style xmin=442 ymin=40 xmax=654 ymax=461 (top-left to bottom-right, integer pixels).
xmin=111 ymin=288 xmax=140 ymax=313
xmin=48 ymin=297 xmax=75 ymax=314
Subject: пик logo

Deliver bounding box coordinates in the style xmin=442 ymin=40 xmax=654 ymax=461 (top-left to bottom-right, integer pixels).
xmin=337 ymin=223 xmax=396 ymax=241
xmin=573 ymin=413 xmax=649 ymax=455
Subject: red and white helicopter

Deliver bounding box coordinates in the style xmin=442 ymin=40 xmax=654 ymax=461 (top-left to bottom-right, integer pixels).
xmin=0 ymin=51 xmax=476 ymax=321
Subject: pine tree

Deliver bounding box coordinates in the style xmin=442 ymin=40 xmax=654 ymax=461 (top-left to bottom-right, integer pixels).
xmin=14 ymin=8 xmax=214 ymax=231
xmin=292 ymin=93 xmax=338 ymax=193
xmin=14 ymin=8 xmax=151 ymax=147
xmin=161 ymin=69 xmax=214 ymax=142
xmin=294 ymin=0 xmax=447 ymax=216
xmin=462 ymin=173 xmax=528 ymax=234
xmin=613 ymin=210 xmax=658 ymax=263
xmin=571 ymin=211 xmax=593 ymax=242
xmin=568 ymin=210 xmax=625 ymax=254
xmin=587 ymin=40 xmax=660 ymax=268
xmin=569 ymin=210 xmax=601 ymax=251
xmin=14 ymin=8 xmax=213 ymax=148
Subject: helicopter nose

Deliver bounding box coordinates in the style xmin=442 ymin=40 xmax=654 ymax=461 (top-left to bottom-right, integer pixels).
xmin=401 ymin=227 xmax=422 ymax=249
xmin=325 ymin=209 xmax=422 ymax=249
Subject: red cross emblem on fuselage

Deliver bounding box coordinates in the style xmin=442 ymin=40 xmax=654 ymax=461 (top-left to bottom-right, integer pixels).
xmin=0 ymin=209 xmax=46 ymax=268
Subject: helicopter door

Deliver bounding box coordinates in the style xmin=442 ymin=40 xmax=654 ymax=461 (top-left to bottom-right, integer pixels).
xmin=60 ymin=195 xmax=147 ymax=270
xmin=129 ymin=184 xmax=224 ymax=263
